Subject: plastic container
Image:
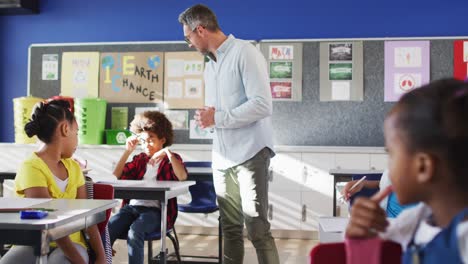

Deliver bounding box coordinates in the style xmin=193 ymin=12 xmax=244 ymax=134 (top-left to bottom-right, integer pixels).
xmin=105 ymin=129 xmax=131 ymax=145
xmin=74 ymin=98 xmax=107 ymax=145
xmin=13 ymin=96 xmax=43 ymax=144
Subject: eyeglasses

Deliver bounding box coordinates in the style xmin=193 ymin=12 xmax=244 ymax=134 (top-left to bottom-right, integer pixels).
xmin=184 ymin=25 xmax=199 ymax=45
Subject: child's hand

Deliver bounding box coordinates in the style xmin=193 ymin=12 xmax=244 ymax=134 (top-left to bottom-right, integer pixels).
xmin=345 ymin=186 xmax=393 ymax=238
xmin=125 ymin=136 xmax=139 ymax=152
xmin=149 ymin=147 xmax=170 ymax=166
xmin=341 ymin=180 xmax=365 ymax=201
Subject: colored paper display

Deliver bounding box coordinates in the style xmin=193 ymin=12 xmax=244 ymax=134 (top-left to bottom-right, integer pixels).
xmin=454 ymin=40 xmax=468 ymax=80
xmin=319 ymin=42 xmax=363 ymax=101
xmin=164 ymin=51 xmax=205 ymax=109
xmin=99 ymin=52 xmax=164 ymax=103
xmin=61 ymin=52 xmax=100 ymax=98
xmin=384 ymin=41 xmax=430 ymax=102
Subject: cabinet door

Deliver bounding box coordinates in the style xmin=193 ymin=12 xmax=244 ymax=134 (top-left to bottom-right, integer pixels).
xmin=269 ymin=152 xmax=303 ymax=192
xmin=370 ymin=154 xmax=388 ymax=170
xmin=334 ymin=153 xmax=370 ymax=170
xmin=268 ymin=190 xmax=302 ymax=230
xmin=301 ymin=191 xmax=335 ymax=231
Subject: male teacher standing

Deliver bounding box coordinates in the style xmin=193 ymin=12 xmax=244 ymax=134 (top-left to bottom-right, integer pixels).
xmin=179 ymin=4 xmax=279 ymax=264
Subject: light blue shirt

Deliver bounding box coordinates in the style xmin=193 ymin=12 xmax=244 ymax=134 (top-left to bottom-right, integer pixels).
xmin=204 ymin=35 xmax=275 ymax=170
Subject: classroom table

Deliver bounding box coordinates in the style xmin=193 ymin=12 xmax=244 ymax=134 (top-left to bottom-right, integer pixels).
xmin=0 ymin=172 xmax=15 ymax=197
xmin=0 ymin=197 xmax=118 ymax=263
xmin=329 ymin=169 xmax=384 ymax=217
xmin=104 ymin=180 xmax=195 ymax=264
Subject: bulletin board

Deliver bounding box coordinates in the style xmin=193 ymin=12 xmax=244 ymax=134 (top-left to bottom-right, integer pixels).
xmin=29 ymin=38 xmax=459 ymax=146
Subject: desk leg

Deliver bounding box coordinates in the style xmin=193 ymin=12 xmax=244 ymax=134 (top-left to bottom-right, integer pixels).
xmin=333 ymin=176 xmax=337 ymax=217
xmin=36 ymin=255 xmax=47 ymax=264
xmin=160 ymin=199 xmax=167 ymax=264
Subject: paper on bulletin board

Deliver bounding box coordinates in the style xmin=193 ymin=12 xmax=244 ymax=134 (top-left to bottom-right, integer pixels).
xmin=259 ymin=42 xmax=303 ymax=102
xmin=164 ymin=110 xmax=189 ymax=130
xmin=319 ymin=42 xmax=363 ymax=101
xmin=134 ymin=107 xmax=160 ymax=116
xmin=189 ymin=120 xmax=214 ymax=139
xmin=164 ymin=52 xmax=205 ymax=109
xmin=99 ymin=52 xmax=164 ymax=103
xmin=42 ymin=54 xmax=59 ymax=80
xmin=61 ymin=52 xmax=100 ymax=98
xmin=384 ymin=41 xmax=430 ymax=102
xmin=453 ymin=40 xmax=468 ymax=81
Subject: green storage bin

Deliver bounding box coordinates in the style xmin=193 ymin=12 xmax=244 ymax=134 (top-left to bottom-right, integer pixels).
xmin=75 ymin=98 xmax=107 ymax=145
xmin=106 ymin=129 xmax=131 ymax=145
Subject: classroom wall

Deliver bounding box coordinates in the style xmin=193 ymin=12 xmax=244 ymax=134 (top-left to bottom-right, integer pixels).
xmin=1 ymin=0 xmax=467 ymax=142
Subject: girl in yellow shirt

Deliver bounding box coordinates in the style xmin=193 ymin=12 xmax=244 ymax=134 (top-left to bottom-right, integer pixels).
xmin=0 ymin=100 xmax=105 ymax=264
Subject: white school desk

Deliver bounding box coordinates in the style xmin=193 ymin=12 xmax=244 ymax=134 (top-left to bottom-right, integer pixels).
xmin=103 ymin=180 xmax=195 ymax=264
xmin=329 ymin=169 xmax=384 ymax=217
xmin=0 ymin=198 xmax=118 ymax=264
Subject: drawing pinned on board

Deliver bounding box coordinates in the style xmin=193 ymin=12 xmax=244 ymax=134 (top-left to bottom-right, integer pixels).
xmin=167 ymin=81 xmax=183 ymax=98
xmin=269 ymin=45 xmax=294 ymax=60
xmin=164 ymin=110 xmax=189 ymax=130
xmin=184 ymin=60 xmax=204 ymax=75
xmin=184 ymin=79 xmax=202 ymax=98
xmin=270 ymin=81 xmax=292 ymax=99
xmin=329 ymin=63 xmax=352 ymax=81
xmin=394 ymin=47 xmax=422 ymax=68
xmin=329 ymin=43 xmax=352 ymax=61
xmin=393 ymin=73 xmax=421 ymax=95
xmin=42 ymin=54 xmax=59 ymax=80
xmin=384 ymin=41 xmax=429 ymax=101
xmin=167 ymin=59 xmax=185 ymax=77
xmin=61 ymin=52 xmax=100 ymax=98
xmin=331 ymin=81 xmax=351 ymax=101
xmin=270 ymin=62 xmax=293 ymax=79
xmin=189 ymin=120 xmax=214 ymax=139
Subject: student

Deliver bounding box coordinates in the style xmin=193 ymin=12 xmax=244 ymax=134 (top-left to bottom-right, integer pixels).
xmin=108 ymin=111 xmax=187 ymax=264
xmin=346 ymin=78 xmax=468 ymax=263
xmin=0 ymin=100 xmax=106 ymax=264
xmin=341 ymin=170 xmax=415 ymax=217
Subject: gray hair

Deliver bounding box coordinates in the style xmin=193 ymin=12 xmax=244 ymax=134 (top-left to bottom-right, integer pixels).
xmin=178 ymin=4 xmax=220 ymax=32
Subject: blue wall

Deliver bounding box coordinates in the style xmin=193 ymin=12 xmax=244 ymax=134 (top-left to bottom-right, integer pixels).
xmin=1 ymin=0 xmax=467 ymax=142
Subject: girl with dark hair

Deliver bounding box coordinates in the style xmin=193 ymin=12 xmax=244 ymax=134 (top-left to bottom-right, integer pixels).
xmin=0 ymin=100 xmax=106 ymax=264
xmin=346 ymin=78 xmax=468 ymax=263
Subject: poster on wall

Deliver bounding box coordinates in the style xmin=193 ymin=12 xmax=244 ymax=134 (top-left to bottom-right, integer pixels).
xmin=42 ymin=54 xmax=59 ymax=80
xmin=61 ymin=52 xmax=100 ymax=98
xmin=319 ymin=42 xmax=363 ymax=101
xmin=164 ymin=110 xmax=189 ymax=130
xmin=164 ymin=51 xmax=205 ymax=109
xmin=189 ymin=120 xmax=214 ymax=139
xmin=259 ymin=42 xmax=303 ymax=101
xmin=384 ymin=41 xmax=430 ymax=102
xmin=454 ymin=40 xmax=468 ymax=81
xmin=99 ymin=52 xmax=164 ymax=103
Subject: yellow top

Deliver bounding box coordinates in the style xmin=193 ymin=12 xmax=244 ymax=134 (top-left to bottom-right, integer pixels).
xmin=15 ymin=152 xmax=87 ymax=248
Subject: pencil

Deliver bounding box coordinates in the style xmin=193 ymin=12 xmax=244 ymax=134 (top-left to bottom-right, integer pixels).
xmin=348 ymin=176 xmax=367 ymax=192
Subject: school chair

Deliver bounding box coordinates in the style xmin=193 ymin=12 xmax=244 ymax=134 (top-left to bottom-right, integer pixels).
xmin=85 ymin=182 xmax=115 ymax=264
xmin=178 ymin=161 xmax=222 ymax=263
xmin=115 ymin=220 xmax=181 ymax=264
xmin=309 ymin=240 xmax=402 ymax=264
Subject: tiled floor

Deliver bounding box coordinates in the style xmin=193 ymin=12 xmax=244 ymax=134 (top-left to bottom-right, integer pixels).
xmin=112 ymin=234 xmax=318 ymax=264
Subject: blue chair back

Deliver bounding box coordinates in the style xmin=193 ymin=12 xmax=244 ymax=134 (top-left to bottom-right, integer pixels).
xmin=180 ymin=161 xmax=218 ymax=213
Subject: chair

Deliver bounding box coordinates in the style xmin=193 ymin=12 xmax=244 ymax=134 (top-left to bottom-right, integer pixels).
xmin=309 ymin=240 xmax=402 ymax=264
xmin=178 ymin=161 xmax=222 ymax=263
xmin=116 ymin=219 xmax=181 ymax=264
xmin=86 ymin=183 xmax=115 ymax=264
